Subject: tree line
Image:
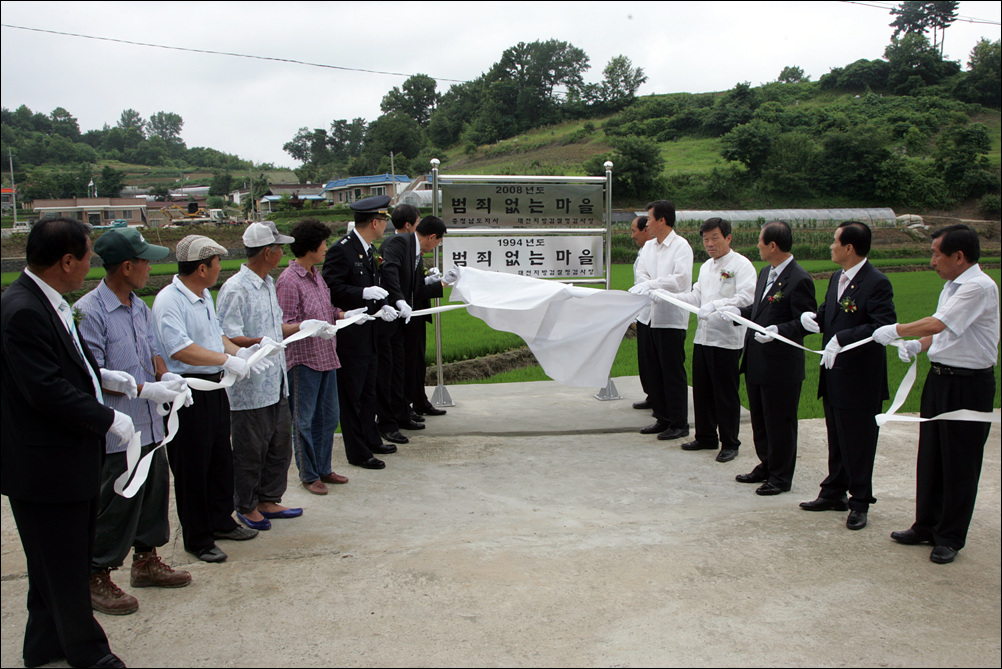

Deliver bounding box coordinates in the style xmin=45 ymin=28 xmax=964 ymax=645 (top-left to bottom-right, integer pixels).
xmin=0 ymin=106 xmax=256 ymax=201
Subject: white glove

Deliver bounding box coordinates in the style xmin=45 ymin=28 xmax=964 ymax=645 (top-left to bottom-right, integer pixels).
xmin=258 ymin=336 xmax=285 ymax=356
xmin=343 ymin=306 xmax=375 ymax=323
xmin=873 ymin=324 xmax=900 ymax=346
xmin=697 ymin=302 xmax=717 ymax=320
xmin=247 ymin=355 xmax=274 ymax=375
xmin=100 ymin=369 xmax=138 ymax=399
xmin=442 ymin=267 xmax=461 ymax=285
xmin=222 ymin=355 xmax=251 ymax=381
xmin=396 ymin=300 xmax=413 ymax=324
xmin=317 ymin=323 xmax=338 ymax=339
xmin=821 ymin=335 xmax=842 ymax=369
xmin=362 ymin=286 xmax=389 ymax=301
xmin=139 ymin=380 xmax=184 ymax=405
xmin=897 ymin=339 xmax=922 ymax=363
xmin=754 ymin=324 xmax=779 ymax=344
xmin=161 ymin=372 xmax=194 ymax=407
xmin=299 ymin=319 xmax=328 ymax=336
xmin=628 ymin=281 xmax=652 ymax=296
xmin=107 ymin=410 xmax=136 ymax=449
xmin=801 ymin=311 xmax=820 ymax=334
xmin=715 ymin=305 xmax=741 ymax=323
xmin=379 ymin=304 xmax=399 ymax=322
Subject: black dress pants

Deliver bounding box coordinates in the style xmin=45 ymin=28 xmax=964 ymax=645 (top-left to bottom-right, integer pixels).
xmin=10 ymin=497 xmax=113 ymax=668
xmin=646 ymin=327 xmax=688 ymax=429
xmin=913 ymin=369 xmax=995 ymax=550
xmin=820 ymin=399 xmax=880 ymax=511
xmin=692 ymin=344 xmax=741 ymax=449
xmin=337 ymin=352 xmax=382 ymax=464
xmin=376 ymin=321 xmax=409 ymax=432
xmin=747 ymin=381 xmax=801 ymax=489
xmin=167 ymin=386 xmax=237 ymax=553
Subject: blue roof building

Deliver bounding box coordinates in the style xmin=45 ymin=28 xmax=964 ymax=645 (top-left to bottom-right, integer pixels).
xmin=321 ymin=173 xmax=412 ymax=204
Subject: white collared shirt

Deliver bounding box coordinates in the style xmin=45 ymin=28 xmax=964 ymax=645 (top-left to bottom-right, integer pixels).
xmin=927 ymin=264 xmax=1000 ymax=369
xmin=672 ymin=251 xmax=757 ymax=349
xmin=635 ymin=230 xmax=694 ymax=329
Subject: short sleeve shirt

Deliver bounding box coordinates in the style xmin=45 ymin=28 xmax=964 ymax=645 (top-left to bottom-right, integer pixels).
xmin=152 ymin=275 xmax=225 ymax=375
xmin=928 ymin=264 xmax=1000 ymax=369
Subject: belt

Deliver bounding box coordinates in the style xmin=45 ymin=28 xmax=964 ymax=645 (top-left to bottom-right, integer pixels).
xmin=930 ymin=363 xmax=993 ymax=377
xmin=182 ymin=371 xmax=223 ymax=383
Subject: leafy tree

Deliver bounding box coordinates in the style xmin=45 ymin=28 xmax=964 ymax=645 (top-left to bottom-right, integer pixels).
xmin=147 ymin=111 xmax=184 ymax=144
xmin=96 ymin=165 xmax=126 ymax=198
xmin=890 ymin=1 xmax=958 ymax=56
xmin=884 ymin=32 xmax=960 ymax=93
xmin=329 ymin=118 xmax=367 ymax=162
xmin=209 ymin=172 xmax=234 ymax=197
xmin=148 ymin=183 xmax=171 ymax=201
xmin=358 ymin=112 xmax=423 ymax=169
xmin=49 ymin=107 xmax=80 ymax=140
xmin=584 ymin=135 xmax=664 ymax=201
xmin=955 ymin=38 xmax=1001 ymax=107
xmin=935 ymin=123 xmax=994 ymax=198
xmin=777 ymin=66 xmax=808 ymax=83
xmin=720 ymin=121 xmax=777 ymax=175
xmin=283 ymin=127 xmax=314 ymax=164
xmin=380 ymin=74 xmax=439 ymax=126
xmin=598 ymin=55 xmax=647 ymax=109
xmin=117 ymin=109 xmax=146 ymax=136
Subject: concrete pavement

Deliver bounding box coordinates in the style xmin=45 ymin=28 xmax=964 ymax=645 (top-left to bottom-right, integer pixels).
xmin=2 ymin=376 xmax=999 ymax=667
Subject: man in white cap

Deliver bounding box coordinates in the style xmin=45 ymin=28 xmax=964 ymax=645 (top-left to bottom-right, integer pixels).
xmin=217 ymin=222 xmax=318 ymax=531
xmin=152 ymin=234 xmax=271 ymax=563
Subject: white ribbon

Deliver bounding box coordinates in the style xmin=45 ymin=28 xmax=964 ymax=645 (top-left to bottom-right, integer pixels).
xmin=651 ymin=290 xmax=999 ymax=427
xmin=410 ymin=304 xmax=467 ymax=318
xmin=113 ymin=316 xmax=370 ymax=497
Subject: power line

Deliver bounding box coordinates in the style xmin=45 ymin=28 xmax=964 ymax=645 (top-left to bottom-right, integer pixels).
xmin=838 ymin=1 xmax=1002 ymax=26
xmin=0 ymin=23 xmax=469 ymax=83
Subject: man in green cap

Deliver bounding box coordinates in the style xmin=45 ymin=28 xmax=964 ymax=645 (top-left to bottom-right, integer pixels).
xmin=75 ymin=228 xmax=194 ymax=615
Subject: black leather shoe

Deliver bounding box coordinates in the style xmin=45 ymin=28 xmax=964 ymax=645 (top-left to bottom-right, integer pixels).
xmin=736 ymin=471 xmax=768 ymax=484
xmin=409 ymin=411 xmax=425 ymax=423
xmin=399 ymin=419 xmax=426 ymax=431
xmin=380 ymin=431 xmax=408 ymax=445
xmin=350 ymin=457 xmax=386 ymax=470
xmin=846 ymin=510 xmax=868 ymax=530
xmin=632 ymin=400 xmax=651 ymax=410
xmin=930 ymin=545 xmax=958 ymax=564
xmin=214 ymin=526 xmax=258 ymax=541
xmin=715 ymin=449 xmax=738 ymax=463
xmin=416 ymin=404 xmax=447 ymax=416
xmin=371 ymin=442 xmax=398 ymax=454
xmin=890 ymin=528 xmax=933 ymax=545
xmin=187 ymin=545 xmax=227 ymax=563
xmin=755 ymin=482 xmax=789 ymax=496
xmin=657 ymin=426 xmax=689 ymax=441
xmin=639 ymin=421 xmax=669 ymax=435
xmin=91 ymin=653 xmax=127 ymax=668
xmin=799 ymin=496 xmax=849 ymax=512
xmin=681 ymin=440 xmax=716 ymax=451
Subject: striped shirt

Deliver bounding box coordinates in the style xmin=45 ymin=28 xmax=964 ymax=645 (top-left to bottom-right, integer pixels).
xmin=75 ymin=280 xmax=165 ymax=452
xmin=275 ymin=260 xmax=341 ymax=372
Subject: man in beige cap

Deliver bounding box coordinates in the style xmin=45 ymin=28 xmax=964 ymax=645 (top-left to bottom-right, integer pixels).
xmin=152 ymin=234 xmax=271 ymax=563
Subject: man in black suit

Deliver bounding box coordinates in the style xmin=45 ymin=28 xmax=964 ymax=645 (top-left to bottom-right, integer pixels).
xmin=406 ymin=217 xmax=449 ymax=419
xmin=322 ymin=195 xmax=399 ymax=470
xmin=1 ymin=218 xmax=131 ymax=668
xmin=799 ymin=221 xmax=895 ymax=530
xmin=723 ymin=221 xmax=816 ymax=496
xmin=378 ymin=214 xmax=447 ymax=442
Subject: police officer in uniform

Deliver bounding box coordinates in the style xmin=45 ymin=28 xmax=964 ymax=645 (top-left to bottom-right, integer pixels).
xmin=322 ymin=196 xmax=400 ymax=469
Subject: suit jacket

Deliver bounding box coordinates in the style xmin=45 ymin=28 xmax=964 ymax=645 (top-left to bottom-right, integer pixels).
xmin=739 ymin=259 xmax=817 ymax=386
xmin=815 ymin=261 xmax=895 ymax=410
xmin=1 ymin=273 xmax=115 ymax=502
xmin=379 ymin=232 xmax=443 ymax=325
xmin=322 ymin=232 xmax=388 ymax=355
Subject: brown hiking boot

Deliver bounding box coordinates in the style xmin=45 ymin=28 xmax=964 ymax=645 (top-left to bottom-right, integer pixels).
xmin=131 ymin=549 xmax=192 ymax=588
xmin=90 ymin=569 xmax=138 ymax=615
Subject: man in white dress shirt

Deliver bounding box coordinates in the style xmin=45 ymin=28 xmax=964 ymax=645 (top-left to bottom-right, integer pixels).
xmin=629 ymin=200 xmax=694 ymax=441
xmin=872 ymin=224 xmax=999 ymax=565
xmin=666 ymin=218 xmax=756 ymax=462
xmin=630 ymin=215 xmax=655 ymax=411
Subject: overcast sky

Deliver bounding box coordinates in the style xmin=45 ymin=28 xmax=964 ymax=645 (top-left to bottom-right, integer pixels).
xmin=2 ymin=1 xmax=1000 ymax=170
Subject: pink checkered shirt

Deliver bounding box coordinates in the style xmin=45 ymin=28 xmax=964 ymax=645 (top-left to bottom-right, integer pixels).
xmin=275 ymin=261 xmax=341 ymax=372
